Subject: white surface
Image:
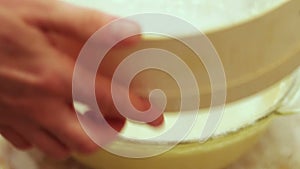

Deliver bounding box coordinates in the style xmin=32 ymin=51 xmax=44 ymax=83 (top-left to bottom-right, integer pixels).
xmin=226 ymin=114 xmax=300 ymax=169
xmin=64 ymin=0 xmax=286 ymax=33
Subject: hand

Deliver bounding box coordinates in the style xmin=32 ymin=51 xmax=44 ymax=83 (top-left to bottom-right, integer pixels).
xmin=0 ymin=0 xmax=163 ymax=160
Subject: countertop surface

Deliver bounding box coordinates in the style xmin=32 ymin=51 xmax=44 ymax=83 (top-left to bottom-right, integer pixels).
xmin=0 ymin=114 xmax=300 ymax=169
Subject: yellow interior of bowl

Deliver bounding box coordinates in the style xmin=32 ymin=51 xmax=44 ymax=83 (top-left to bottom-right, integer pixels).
xmin=74 ymin=114 xmax=274 ymax=169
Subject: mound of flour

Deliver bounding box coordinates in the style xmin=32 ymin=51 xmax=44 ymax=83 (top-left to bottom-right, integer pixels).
xmin=65 ymin=0 xmax=285 ymax=31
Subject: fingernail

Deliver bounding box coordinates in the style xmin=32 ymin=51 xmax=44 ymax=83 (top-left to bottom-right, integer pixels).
xmin=148 ymin=115 xmax=164 ymax=127
xmin=110 ymin=19 xmax=141 ymax=42
xmin=105 ymin=117 xmax=126 ymax=132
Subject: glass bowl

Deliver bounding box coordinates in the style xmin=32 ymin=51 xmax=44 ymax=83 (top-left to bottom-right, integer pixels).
xmin=68 ymin=0 xmax=300 ymax=169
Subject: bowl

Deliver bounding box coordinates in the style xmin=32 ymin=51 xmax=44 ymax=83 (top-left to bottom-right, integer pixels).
xmin=74 ymin=69 xmax=300 ymax=169
xmin=67 ymin=0 xmax=300 ymax=169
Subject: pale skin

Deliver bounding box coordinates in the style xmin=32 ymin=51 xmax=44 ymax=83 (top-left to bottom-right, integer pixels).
xmin=0 ymin=0 xmax=163 ymax=159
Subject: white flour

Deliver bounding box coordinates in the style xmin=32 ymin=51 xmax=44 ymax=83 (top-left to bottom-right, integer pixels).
xmin=64 ymin=0 xmax=286 ymax=32
xmin=65 ymin=0 xmax=295 ymax=142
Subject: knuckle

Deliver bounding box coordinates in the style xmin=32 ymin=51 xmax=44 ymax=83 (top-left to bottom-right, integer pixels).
xmin=34 ymin=70 xmax=56 ymax=88
xmin=56 ymin=125 xmax=97 ymax=153
xmin=0 ymin=95 xmax=29 ymax=110
xmin=34 ymin=70 xmax=64 ymax=95
xmin=38 ymin=115 xmax=59 ymax=130
xmin=0 ymin=128 xmax=32 ymax=150
xmin=81 ymin=10 xmax=99 ymax=27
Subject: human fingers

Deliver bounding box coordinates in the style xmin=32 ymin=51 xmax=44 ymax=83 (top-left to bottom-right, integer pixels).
xmin=52 ymin=1 xmax=141 ymax=45
xmin=12 ymin=121 xmax=70 ymax=160
xmin=0 ymin=126 xmax=32 ymax=150
xmin=0 ymin=93 xmax=99 ymax=156
xmin=73 ymin=68 xmax=164 ymax=127
xmin=94 ymin=75 xmax=164 ymax=126
xmin=0 ymin=1 xmax=96 ymax=157
xmin=41 ymin=101 xmax=99 ymax=154
xmin=40 ymin=9 xmax=141 ymax=60
xmin=0 ymin=109 xmax=70 ymax=159
xmin=21 ymin=0 xmax=141 ymax=46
